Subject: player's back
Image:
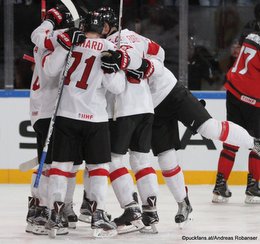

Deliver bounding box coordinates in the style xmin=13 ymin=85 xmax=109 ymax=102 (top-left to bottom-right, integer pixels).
xmin=58 ymin=37 xmax=117 ymax=122
xmin=226 ymin=33 xmax=260 ymax=101
xmin=107 ymin=29 xmax=154 ymax=117
xmin=30 ymin=26 xmax=62 ymax=126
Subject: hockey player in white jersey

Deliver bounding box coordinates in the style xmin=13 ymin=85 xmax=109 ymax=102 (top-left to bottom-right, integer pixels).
xmin=99 ymin=7 xmax=260 ymax=230
xmin=42 ymin=11 xmax=125 ymax=238
xmin=95 ymin=7 xmax=164 ymax=234
xmin=27 ymin=5 xmax=79 ymax=235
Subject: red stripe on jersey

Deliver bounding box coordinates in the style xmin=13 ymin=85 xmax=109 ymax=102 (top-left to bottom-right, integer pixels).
xmin=109 ymin=167 xmax=129 ymax=182
xmin=219 ymin=121 xmax=229 ymax=141
xmin=44 ymin=37 xmax=54 ymax=51
xmin=89 ymin=168 xmax=109 ymax=177
xmin=42 ymin=52 xmax=51 ymax=67
xmin=147 ymin=41 xmax=160 ymax=55
xmin=49 ymin=168 xmax=76 ymax=178
xmin=162 ymin=165 xmax=181 ymax=177
xmin=135 ymin=167 xmax=156 ymax=181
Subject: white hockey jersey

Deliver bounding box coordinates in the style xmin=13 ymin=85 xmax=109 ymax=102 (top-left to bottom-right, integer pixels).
xmin=149 ymin=67 xmax=177 ymax=108
xmin=30 ymin=21 xmax=63 ymax=126
xmin=43 ymin=37 xmax=125 ymax=122
xmin=106 ymin=29 xmax=164 ymax=118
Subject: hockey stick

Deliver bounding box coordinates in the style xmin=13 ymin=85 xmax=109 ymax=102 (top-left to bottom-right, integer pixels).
xmin=117 ymin=0 xmax=123 ymax=49
xmin=19 ymin=157 xmax=38 ymax=172
xmin=113 ymin=0 xmax=123 ymax=121
xmin=33 ymin=0 xmax=80 ymax=188
xmin=41 ymin=0 xmax=46 ymax=21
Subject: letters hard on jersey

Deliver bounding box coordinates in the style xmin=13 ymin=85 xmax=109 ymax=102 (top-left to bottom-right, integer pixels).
xmin=225 ymin=33 xmax=260 ymax=105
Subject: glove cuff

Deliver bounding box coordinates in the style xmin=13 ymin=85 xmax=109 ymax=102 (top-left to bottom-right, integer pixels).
xmin=117 ymin=49 xmax=130 ymax=70
xmin=57 ymin=33 xmax=72 ymax=51
xmin=143 ymin=59 xmax=154 ymax=79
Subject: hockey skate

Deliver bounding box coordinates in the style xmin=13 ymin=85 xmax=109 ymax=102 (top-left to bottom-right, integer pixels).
xmin=32 ymin=206 xmax=49 ymax=235
xmin=113 ymin=200 xmax=144 ymax=234
xmin=78 ymin=191 xmax=96 ymax=223
xmin=91 ymin=209 xmax=117 ymax=238
xmin=175 ymin=194 xmax=193 ymax=229
xmin=79 ymin=191 xmax=111 ymax=224
xmin=140 ymin=196 xmax=159 ymax=234
xmin=25 ymin=197 xmax=38 ymax=233
xmin=212 ymin=173 xmax=232 ymax=203
xmin=63 ymin=201 xmax=78 ymax=229
xmin=245 ymin=174 xmax=260 ymax=204
xmin=253 ymin=138 xmax=260 ymax=157
xmin=45 ymin=201 xmax=69 ymax=238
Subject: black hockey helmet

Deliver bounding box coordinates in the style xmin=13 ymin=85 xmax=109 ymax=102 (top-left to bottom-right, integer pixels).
xmin=83 ymin=11 xmax=105 ymax=34
xmin=96 ymin=7 xmax=119 ymax=29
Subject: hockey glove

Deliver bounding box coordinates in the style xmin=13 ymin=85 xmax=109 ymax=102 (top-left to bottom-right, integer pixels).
xmin=57 ymin=27 xmax=86 ymax=51
xmin=126 ymin=58 xmax=154 ymax=82
xmin=101 ymin=49 xmax=130 ymax=74
xmin=45 ymin=7 xmax=64 ymax=28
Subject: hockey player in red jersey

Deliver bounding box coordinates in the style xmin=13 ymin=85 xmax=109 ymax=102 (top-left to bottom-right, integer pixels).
xmin=27 ymin=5 xmax=79 ymax=235
xmin=99 ymin=7 xmax=260 ymax=230
xmin=42 ymin=11 xmax=125 ymax=238
xmin=212 ymin=31 xmax=260 ymax=203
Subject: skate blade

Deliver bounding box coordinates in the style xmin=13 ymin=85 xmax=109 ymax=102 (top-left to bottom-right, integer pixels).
xmin=78 ymin=214 xmax=92 ymax=224
xmin=177 ymin=214 xmax=193 ymax=230
xmin=117 ymin=219 xmax=145 ymax=234
xmin=93 ymin=228 xmax=117 ymax=238
xmin=245 ymin=195 xmax=260 ymax=204
xmin=32 ymin=225 xmax=48 ymax=235
xmin=48 ymin=228 xmax=57 ymax=239
xmin=25 ymin=223 xmax=34 ymax=233
xmin=68 ymin=222 xmax=77 ymax=229
xmin=212 ymin=194 xmax=229 ymax=203
xmin=57 ymin=227 xmax=69 ymax=235
xmin=139 ymin=223 xmax=158 ymax=234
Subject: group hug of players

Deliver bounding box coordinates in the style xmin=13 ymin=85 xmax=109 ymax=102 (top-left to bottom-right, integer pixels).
xmin=25 ymin=3 xmax=260 ymax=239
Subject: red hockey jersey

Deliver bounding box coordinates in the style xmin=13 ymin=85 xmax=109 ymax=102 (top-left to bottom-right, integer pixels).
xmin=225 ymin=33 xmax=260 ymax=107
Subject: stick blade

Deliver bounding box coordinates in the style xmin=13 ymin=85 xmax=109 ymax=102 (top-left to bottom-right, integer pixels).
xmin=19 ymin=157 xmax=38 ymax=172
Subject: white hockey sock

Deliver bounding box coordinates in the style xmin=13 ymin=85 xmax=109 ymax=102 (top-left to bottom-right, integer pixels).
xmin=158 ymin=149 xmax=186 ymax=202
xmin=110 ymin=153 xmax=135 ymax=208
xmin=83 ymin=167 xmax=90 ymax=198
xmin=37 ymin=164 xmax=51 ymax=207
xmin=198 ymin=118 xmax=254 ymax=149
xmin=64 ymin=165 xmax=79 ymax=204
xmin=87 ymin=163 xmax=110 ymax=210
xmin=130 ymin=151 xmax=159 ymax=205
xmin=48 ymin=161 xmax=74 ymax=209
xmin=30 ymin=171 xmax=39 ymax=199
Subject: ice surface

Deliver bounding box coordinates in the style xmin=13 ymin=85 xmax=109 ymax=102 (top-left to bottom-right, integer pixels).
xmin=0 ymin=184 xmax=259 ymax=244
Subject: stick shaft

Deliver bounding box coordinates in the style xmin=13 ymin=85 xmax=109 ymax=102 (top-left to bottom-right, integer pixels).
xmin=41 ymin=0 xmax=46 ymax=21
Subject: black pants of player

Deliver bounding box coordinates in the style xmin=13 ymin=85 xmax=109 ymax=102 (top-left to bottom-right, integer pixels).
xmin=226 ymin=91 xmax=260 ymax=138
xmin=152 ymin=82 xmax=211 ymax=155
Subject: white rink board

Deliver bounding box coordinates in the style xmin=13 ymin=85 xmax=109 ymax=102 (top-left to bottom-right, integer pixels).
xmin=0 ymin=91 xmax=250 ymax=171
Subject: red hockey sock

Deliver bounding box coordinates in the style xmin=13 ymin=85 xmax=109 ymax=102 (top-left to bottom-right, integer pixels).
xmin=249 ymin=151 xmax=260 ymax=181
xmin=217 ymin=143 xmax=239 ymax=180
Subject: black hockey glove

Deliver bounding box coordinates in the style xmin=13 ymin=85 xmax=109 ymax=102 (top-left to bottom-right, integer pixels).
xmin=101 ymin=49 xmax=130 ymax=74
xmin=126 ymin=58 xmax=154 ymax=83
xmin=57 ymin=27 xmax=86 ymax=51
